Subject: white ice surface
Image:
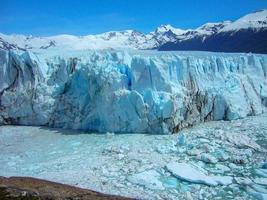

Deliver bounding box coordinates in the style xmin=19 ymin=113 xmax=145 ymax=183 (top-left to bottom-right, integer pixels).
xmin=0 ymin=113 xmax=266 ymax=199
xmin=0 ymin=50 xmax=266 ymax=133
xmin=128 ymin=170 xmax=164 ymax=190
xmin=166 ymin=162 xmax=232 ymax=186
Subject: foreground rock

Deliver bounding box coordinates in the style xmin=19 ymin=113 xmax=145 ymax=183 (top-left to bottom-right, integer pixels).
xmin=0 ymin=176 xmax=133 ymax=200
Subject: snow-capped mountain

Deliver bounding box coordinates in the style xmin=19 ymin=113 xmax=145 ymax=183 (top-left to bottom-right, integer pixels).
xmin=195 ymin=21 xmax=232 ymax=35
xmin=0 ymin=31 xmax=148 ymax=51
xmin=0 ymin=9 xmax=267 ymax=53
xmin=167 ymin=21 xmax=232 ymax=42
xmin=147 ymin=24 xmax=187 ymax=46
xmin=219 ymin=9 xmax=267 ymax=32
xmin=159 ymin=9 xmax=267 ymax=53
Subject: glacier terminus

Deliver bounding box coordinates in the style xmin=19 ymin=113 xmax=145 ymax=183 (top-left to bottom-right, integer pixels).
xmin=0 ymin=49 xmax=266 ymax=133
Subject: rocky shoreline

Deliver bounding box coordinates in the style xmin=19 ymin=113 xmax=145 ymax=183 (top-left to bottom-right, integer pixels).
xmin=0 ymin=176 xmax=133 ymax=200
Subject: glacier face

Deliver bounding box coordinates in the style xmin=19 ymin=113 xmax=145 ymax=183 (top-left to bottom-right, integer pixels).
xmin=0 ymin=49 xmax=266 ymax=133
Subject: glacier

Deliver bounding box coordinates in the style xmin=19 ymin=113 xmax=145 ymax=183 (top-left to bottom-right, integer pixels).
xmin=0 ymin=49 xmax=267 ymax=133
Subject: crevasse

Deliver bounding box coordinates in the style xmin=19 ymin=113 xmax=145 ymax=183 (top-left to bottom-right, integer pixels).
xmin=0 ymin=49 xmax=266 ymax=133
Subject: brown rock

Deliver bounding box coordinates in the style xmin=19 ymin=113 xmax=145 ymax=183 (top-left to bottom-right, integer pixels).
xmin=0 ymin=176 xmax=134 ymax=200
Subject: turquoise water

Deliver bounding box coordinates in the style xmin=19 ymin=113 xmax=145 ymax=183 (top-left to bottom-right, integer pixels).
xmin=0 ymin=114 xmax=266 ymax=200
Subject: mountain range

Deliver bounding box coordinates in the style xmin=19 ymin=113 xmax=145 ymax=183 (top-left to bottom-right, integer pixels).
xmin=1 ymin=9 xmax=267 ymax=53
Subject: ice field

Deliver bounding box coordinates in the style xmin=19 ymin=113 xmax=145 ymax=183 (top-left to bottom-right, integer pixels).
xmin=1 ymin=113 xmax=267 ymax=199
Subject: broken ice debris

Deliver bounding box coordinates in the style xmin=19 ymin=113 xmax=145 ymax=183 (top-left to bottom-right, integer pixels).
xmin=166 ymin=162 xmax=233 ymax=186
xmin=177 ymin=133 xmax=186 ymax=146
xmin=197 ymin=153 xmax=218 ymax=164
xmin=262 ymin=162 xmax=267 ymax=169
xmin=225 ymin=132 xmax=261 ymax=150
xmin=253 ymin=178 xmax=267 ymax=186
xmin=127 ymin=170 xmax=164 ymax=190
xmin=255 ymin=169 xmax=267 ymax=178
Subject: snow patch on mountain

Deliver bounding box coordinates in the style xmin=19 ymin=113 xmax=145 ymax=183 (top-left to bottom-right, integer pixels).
xmin=220 ymin=9 xmax=267 ymax=32
xmin=196 ymin=21 xmax=232 ymax=35
xmin=0 ymin=10 xmax=266 ymax=51
xmin=154 ymin=24 xmax=186 ymax=35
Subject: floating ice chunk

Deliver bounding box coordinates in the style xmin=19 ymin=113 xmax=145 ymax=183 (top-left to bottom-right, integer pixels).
xmin=201 ymin=142 xmax=215 ymax=153
xmin=127 ymin=170 xmax=164 ymax=190
xmin=117 ymin=154 xmax=125 ymax=160
xmin=197 ymin=153 xmax=218 ymax=164
xmin=120 ymin=144 xmax=130 ymax=152
xmin=247 ymin=185 xmax=267 ymax=200
xmin=243 ymin=149 xmax=253 ymax=158
xmin=262 ymin=162 xmax=267 ymax=169
xmin=198 ymin=138 xmax=210 ymax=143
xmin=231 ymin=155 xmax=248 ymax=165
xmin=185 ymin=191 xmax=194 ymax=200
xmin=161 ymin=177 xmax=179 ymax=188
xmin=215 ymin=164 xmax=231 ymax=173
xmin=71 ymin=141 xmax=81 ymax=147
xmin=225 ymin=132 xmax=261 ymax=150
xmin=214 ymin=149 xmax=229 ymax=161
xmin=229 ymin=163 xmax=243 ymax=170
xmin=156 ymin=146 xmax=171 ymax=154
xmin=7 ymin=161 xmax=16 ymax=167
xmin=253 ymin=193 xmax=267 ymax=200
xmin=177 ymin=133 xmax=186 ymax=146
xmin=211 ymin=175 xmax=233 ymax=185
xmin=234 ymin=177 xmax=253 ymax=185
xmin=106 ymin=132 xmax=115 ymax=136
xmin=255 ymin=169 xmax=267 ymax=178
xmin=254 ymin=178 xmax=267 ymax=186
xmin=186 ymin=149 xmax=203 ymax=156
xmin=166 ymin=162 xmax=232 ymax=186
xmin=250 ymin=184 xmax=267 ymax=194
xmin=166 ymin=162 xmax=218 ymax=185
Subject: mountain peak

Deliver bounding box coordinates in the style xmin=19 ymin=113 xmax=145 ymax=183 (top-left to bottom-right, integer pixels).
xmin=156 ymin=24 xmax=175 ymax=32
xmin=220 ymin=9 xmax=267 ymax=32
xmin=1 ymin=9 xmax=266 ymax=51
xmin=196 ymin=21 xmax=231 ymax=35
xmin=252 ymin=9 xmax=267 ymax=14
xmin=155 ymin=24 xmax=186 ymax=35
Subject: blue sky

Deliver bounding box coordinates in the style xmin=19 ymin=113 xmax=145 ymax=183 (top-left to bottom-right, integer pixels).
xmin=0 ymin=0 xmax=267 ymax=36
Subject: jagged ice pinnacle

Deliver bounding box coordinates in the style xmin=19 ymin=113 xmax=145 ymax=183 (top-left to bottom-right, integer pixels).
xmin=0 ymin=49 xmax=266 ymax=133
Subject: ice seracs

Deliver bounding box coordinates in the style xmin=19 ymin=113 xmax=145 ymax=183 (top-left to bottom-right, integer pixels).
xmin=0 ymin=49 xmax=267 ymax=133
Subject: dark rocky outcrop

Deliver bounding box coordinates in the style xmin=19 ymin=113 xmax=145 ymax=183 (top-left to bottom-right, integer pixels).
xmin=159 ymin=28 xmax=267 ymax=54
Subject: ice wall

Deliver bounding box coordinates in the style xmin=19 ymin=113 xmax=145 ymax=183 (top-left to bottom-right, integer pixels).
xmin=0 ymin=49 xmax=266 ymax=133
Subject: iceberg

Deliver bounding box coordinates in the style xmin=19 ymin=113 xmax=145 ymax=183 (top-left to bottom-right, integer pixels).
xmin=127 ymin=170 xmax=164 ymax=190
xmin=166 ymin=162 xmax=233 ymax=186
xmin=0 ymin=49 xmax=266 ymax=133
